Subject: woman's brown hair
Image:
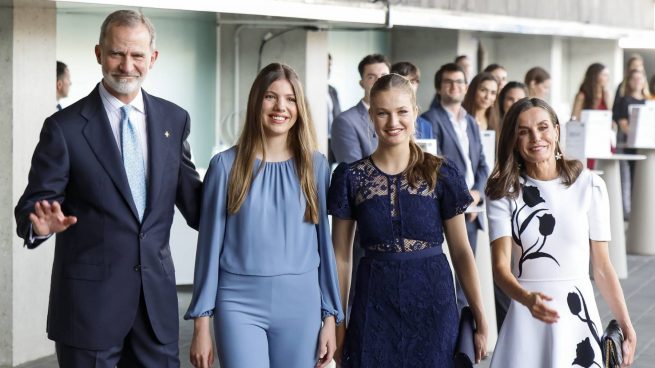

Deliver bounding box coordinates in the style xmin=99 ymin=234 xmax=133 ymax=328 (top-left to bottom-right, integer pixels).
xmin=485 ymin=98 xmax=583 ymax=200
xmin=370 ymin=73 xmax=443 ymax=190
xmin=462 ymin=72 xmax=500 ymax=131
xmin=227 ymin=63 xmax=319 ymax=223
xmin=578 ymin=63 xmax=607 ymax=109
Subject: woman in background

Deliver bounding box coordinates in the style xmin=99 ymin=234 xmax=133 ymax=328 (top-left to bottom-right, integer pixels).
xmin=571 ymin=63 xmax=612 ymax=120
xmin=614 ymin=68 xmax=650 ymax=219
xmin=524 ymin=67 xmax=550 ymax=100
xmin=186 ymin=63 xmax=343 ymax=368
xmin=463 ymin=72 xmax=500 ymax=132
xmin=497 ymin=81 xmax=529 ymax=123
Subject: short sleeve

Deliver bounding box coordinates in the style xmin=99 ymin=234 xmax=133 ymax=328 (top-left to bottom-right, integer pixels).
xmin=438 ymin=160 xmax=473 ymax=219
xmin=486 ymin=196 xmax=513 ymax=242
xmin=588 ymin=173 xmax=611 ymax=241
xmin=327 ymin=163 xmax=353 ymax=219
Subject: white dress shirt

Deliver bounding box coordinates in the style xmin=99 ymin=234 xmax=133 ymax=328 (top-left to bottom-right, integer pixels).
xmin=98 ymin=82 xmax=149 ymax=175
xmin=446 ymin=107 xmax=475 ymax=189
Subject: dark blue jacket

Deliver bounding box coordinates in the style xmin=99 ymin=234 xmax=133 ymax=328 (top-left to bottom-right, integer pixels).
xmin=14 ymin=84 xmax=202 ymax=350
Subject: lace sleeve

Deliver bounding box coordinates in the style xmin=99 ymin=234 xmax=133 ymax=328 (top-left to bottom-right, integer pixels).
xmin=438 ymin=160 xmax=473 ymax=220
xmin=327 ymin=163 xmax=353 ymax=219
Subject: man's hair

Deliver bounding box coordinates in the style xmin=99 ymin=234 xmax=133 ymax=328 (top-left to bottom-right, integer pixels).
xmin=357 ymin=54 xmax=390 ymax=78
xmin=99 ymin=10 xmax=156 ymax=50
xmin=434 ymin=62 xmax=466 ymax=90
xmin=57 ymin=61 xmax=68 ymax=80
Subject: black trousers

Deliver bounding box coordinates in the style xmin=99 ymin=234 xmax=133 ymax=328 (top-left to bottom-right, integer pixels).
xmin=55 ymin=290 xmax=179 ymax=368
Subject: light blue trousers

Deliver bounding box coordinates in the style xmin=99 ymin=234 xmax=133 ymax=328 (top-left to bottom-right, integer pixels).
xmin=214 ymin=270 xmax=322 ymax=368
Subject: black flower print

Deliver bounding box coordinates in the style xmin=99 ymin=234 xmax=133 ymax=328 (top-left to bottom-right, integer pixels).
xmin=569 ymin=288 xmax=601 ymax=367
xmin=522 ymin=185 xmax=546 ymax=207
xmin=511 ymin=185 xmax=560 ymax=277
xmin=572 ymin=338 xmax=599 ymax=367
xmin=538 ymin=214 xmax=555 ymax=236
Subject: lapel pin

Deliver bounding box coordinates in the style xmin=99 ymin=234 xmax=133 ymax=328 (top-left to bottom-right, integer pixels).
xmin=164 ymin=131 xmax=170 ymax=138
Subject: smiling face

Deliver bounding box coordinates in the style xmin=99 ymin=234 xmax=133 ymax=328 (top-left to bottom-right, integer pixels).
xmin=439 ymin=70 xmax=467 ymax=104
xmin=360 ymin=62 xmax=390 ymax=102
xmin=261 ymin=78 xmax=298 ymax=139
xmin=475 ymin=79 xmax=499 ymax=111
xmin=369 ymin=87 xmax=417 ymax=148
xmin=95 ymin=23 xmax=158 ymax=103
xmin=516 ymin=107 xmax=559 ymax=168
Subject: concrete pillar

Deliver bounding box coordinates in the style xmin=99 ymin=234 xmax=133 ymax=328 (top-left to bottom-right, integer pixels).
xmin=261 ymin=29 xmax=329 ymax=155
xmin=0 ymin=0 xmax=57 ymax=365
xmin=457 ymin=30 xmax=479 ymax=74
xmin=391 ymin=27 xmax=458 ymax=111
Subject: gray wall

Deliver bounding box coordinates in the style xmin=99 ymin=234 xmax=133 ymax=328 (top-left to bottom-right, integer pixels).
xmin=390 ymin=27 xmax=459 ymax=112
xmin=56 ymin=6 xmax=217 ymax=169
xmin=1 ymin=0 xmax=58 ymax=365
xmin=328 ymin=30 xmax=391 ymax=111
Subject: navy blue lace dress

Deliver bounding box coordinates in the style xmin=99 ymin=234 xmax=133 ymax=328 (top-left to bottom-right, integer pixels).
xmin=328 ymin=157 xmax=472 ymax=368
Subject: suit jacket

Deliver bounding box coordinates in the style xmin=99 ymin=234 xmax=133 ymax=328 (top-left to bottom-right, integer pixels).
xmin=330 ymin=100 xmax=377 ymax=163
xmin=14 ymin=84 xmax=202 ymax=350
xmin=421 ymin=98 xmax=489 ymax=228
xmin=328 ymin=84 xmax=341 ymax=124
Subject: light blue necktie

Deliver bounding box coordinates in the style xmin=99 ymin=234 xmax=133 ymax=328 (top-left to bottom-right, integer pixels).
xmin=120 ymin=105 xmax=146 ymax=222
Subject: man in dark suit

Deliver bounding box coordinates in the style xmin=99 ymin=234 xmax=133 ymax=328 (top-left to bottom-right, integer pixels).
xmin=331 ymin=54 xmax=390 ymax=164
xmin=14 ymin=10 xmax=201 ymax=367
xmin=421 ymin=62 xmax=489 ymax=308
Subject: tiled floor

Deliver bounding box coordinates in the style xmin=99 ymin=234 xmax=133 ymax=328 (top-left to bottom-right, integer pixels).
xmin=17 ymin=255 xmax=655 ymax=368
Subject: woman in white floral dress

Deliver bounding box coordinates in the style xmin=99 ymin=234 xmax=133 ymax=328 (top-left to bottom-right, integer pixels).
xmin=485 ymin=98 xmax=636 ymax=367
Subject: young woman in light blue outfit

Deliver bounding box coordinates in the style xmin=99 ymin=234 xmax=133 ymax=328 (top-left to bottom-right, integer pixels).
xmin=185 ymin=63 xmax=344 ymax=368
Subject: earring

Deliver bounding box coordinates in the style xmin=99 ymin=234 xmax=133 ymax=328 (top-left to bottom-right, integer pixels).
xmin=555 ymin=147 xmax=563 ymax=160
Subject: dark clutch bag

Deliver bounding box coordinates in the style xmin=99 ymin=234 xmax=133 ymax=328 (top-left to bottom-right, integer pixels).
xmin=601 ymin=319 xmax=623 ymax=368
xmin=453 ymin=306 xmax=476 ymax=368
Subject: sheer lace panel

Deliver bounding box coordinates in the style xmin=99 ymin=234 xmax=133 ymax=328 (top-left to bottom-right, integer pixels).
xmin=329 ymin=158 xmax=471 ymax=254
xmin=390 ymin=177 xmax=399 ymax=217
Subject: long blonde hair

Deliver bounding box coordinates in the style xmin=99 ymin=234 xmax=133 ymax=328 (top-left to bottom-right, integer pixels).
xmin=227 ymin=63 xmax=319 ymax=223
xmin=370 ymin=73 xmax=443 ymax=190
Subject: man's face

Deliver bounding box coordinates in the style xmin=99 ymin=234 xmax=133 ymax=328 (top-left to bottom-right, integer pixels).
xmin=56 ymin=68 xmax=72 ymax=99
xmin=359 ymin=62 xmax=390 ymax=101
xmin=95 ymin=23 xmax=158 ymax=102
xmin=438 ymin=70 xmax=467 ymax=104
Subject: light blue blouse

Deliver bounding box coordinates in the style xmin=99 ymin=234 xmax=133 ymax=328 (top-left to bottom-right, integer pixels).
xmin=184 ymin=146 xmax=344 ymax=323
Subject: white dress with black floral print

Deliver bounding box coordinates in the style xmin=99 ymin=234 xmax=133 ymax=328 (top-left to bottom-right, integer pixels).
xmin=487 ymin=169 xmax=610 ymax=368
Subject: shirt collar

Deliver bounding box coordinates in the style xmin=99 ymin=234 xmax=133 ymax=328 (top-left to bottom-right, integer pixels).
xmin=361 ymin=99 xmax=370 ymax=111
xmin=443 ymin=103 xmax=468 ymax=122
xmin=98 ymin=81 xmax=145 ymax=114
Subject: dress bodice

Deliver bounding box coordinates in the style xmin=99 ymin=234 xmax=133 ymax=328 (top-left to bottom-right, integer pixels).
xmin=487 ymin=170 xmax=610 ymax=281
xmin=328 ymin=157 xmax=472 ymax=253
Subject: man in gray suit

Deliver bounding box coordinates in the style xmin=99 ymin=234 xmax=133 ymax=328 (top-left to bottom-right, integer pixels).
xmin=331 ymin=54 xmax=390 ymax=164
xmin=421 ymin=62 xmax=489 ymax=308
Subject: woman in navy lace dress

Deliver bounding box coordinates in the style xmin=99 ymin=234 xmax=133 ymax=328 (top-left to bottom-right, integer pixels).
xmin=328 ymin=73 xmax=488 ymax=367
